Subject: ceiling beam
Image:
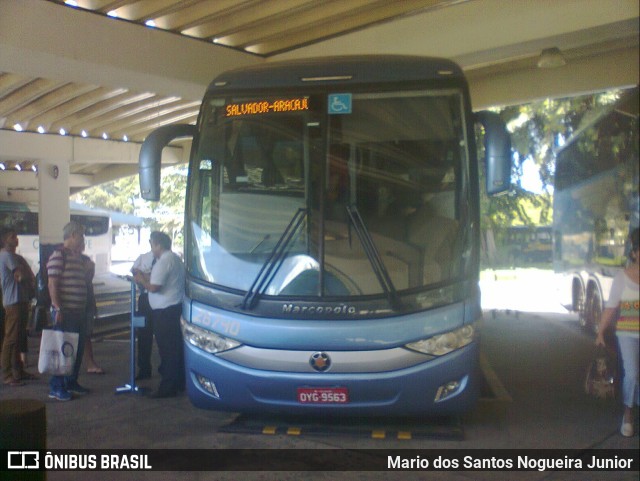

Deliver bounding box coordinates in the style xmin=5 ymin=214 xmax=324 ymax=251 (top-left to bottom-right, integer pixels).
xmin=469 ymin=44 xmax=639 ymax=110
xmin=273 ymin=0 xmax=638 ymax=63
xmin=0 ymin=129 xmax=183 ymax=166
xmin=0 ymin=0 xmax=261 ymax=100
xmin=0 ymin=171 xmax=93 ymax=189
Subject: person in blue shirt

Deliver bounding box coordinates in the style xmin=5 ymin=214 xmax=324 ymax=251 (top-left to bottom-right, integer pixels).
xmin=0 ymin=227 xmax=37 ymax=386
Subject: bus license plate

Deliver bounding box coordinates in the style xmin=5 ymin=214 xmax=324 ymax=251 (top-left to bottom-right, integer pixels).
xmin=297 ymin=387 xmax=349 ymax=404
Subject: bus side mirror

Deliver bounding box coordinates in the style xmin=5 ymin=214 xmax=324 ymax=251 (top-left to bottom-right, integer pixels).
xmin=475 ymin=110 xmax=512 ymax=196
xmin=139 ymin=124 xmax=196 ymax=201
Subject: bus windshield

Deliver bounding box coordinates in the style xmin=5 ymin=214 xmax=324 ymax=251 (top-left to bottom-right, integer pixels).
xmin=187 ymin=88 xmax=470 ymax=302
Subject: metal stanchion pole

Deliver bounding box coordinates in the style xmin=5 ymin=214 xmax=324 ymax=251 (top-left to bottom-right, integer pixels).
xmin=116 ymin=279 xmax=148 ymax=394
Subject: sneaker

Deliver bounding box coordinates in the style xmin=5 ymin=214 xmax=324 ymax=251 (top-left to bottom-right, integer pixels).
xmin=66 ymin=383 xmax=89 ymax=395
xmin=49 ymin=389 xmax=72 ymax=401
xmin=621 ymin=419 xmax=633 ymax=437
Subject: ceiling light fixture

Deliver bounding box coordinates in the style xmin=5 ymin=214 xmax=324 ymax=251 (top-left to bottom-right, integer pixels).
xmin=15 ymin=163 xmax=22 ymax=171
xmin=13 ymin=123 xmax=23 ymax=132
xmin=145 ymin=20 xmax=156 ymax=28
xmin=81 ymin=130 xmax=88 ymax=137
xmin=107 ymin=10 xmax=118 ymax=18
xmin=37 ymin=125 xmax=46 ymax=133
xmin=123 ymin=135 xmax=128 ymax=142
xmin=59 ymin=128 xmax=67 ymax=136
xmin=537 ymin=47 xmax=566 ymax=68
xmin=102 ymin=132 xmax=109 ymax=140
xmin=0 ymin=163 xmax=5 ymax=170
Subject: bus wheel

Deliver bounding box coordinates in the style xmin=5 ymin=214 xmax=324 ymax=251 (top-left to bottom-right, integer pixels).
xmin=573 ymin=281 xmax=587 ymax=328
xmin=589 ymin=288 xmax=602 ymax=336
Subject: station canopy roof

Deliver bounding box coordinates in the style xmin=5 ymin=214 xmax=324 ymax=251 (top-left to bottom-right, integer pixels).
xmin=2 ymin=0 xmax=460 ymax=143
xmin=0 ymin=0 xmax=637 ymax=198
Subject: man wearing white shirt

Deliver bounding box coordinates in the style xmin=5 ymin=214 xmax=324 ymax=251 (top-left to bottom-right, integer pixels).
xmin=131 ymin=250 xmax=155 ymax=380
xmin=133 ymin=231 xmax=185 ymax=398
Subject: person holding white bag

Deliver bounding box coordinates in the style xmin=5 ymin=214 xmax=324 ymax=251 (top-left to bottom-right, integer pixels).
xmin=46 ymin=221 xmax=92 ymax=401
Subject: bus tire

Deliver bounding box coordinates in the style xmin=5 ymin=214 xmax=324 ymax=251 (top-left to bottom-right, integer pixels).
xmin=584 ymin=284 xmax=602 ymax=336
xmin=573 ymin=279 xmax=587 ymax=329
xmin=588 ymin=287 xmax=603 ymax=336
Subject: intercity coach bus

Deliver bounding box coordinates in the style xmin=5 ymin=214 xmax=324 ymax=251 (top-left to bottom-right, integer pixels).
xmin=553 ymin=87 xmax=639 ymax=334
xmin=139 ymin=56 xmax=511 ymax=415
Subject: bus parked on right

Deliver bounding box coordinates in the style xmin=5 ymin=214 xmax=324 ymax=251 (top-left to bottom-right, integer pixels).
xmin=553 ymin=87 xmax=639 ymax=334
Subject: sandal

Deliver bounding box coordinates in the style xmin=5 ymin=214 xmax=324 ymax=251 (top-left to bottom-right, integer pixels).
xmin=87 ymin=367 xmax=105 ymax=374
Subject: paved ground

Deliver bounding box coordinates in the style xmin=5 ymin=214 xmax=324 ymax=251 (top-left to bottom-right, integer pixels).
xmin=1 ymin=269 xmax=638 ymax=480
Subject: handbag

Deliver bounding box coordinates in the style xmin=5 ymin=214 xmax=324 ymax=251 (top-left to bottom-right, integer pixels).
xmin=584 ymin=346 xmax=616 ymax=400
xmin=136 ymin=292 xmax=152 ymax=318
xmin=37 ymin=329 xmax=79 ymax=376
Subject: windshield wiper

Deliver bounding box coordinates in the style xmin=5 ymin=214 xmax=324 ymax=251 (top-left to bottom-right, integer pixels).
xmin=345 ymin=204 xmax=400 ymax=309
xmin=241 ymin=207 xmax=307 ymax=310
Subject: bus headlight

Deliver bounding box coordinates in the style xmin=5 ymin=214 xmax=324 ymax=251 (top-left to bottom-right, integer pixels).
xmin=405 ymin=324 xmax=475 ymax=356
xmin=181 ymin=318 xmax=241 ymax=354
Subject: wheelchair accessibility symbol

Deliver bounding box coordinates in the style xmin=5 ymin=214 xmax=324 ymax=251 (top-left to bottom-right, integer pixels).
xmin=328 ymin=93 xmax=352 ymax=114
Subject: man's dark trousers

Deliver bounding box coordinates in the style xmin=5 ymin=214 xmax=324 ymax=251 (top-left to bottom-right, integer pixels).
xmin=136 ymin=292 xmax=153 ymax=377
xmin=151 ymin=303 xmax=184 ymax=394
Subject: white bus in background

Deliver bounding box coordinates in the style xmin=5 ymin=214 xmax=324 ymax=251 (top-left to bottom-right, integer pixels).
xmin=553 ymin=87 xmax=639 ymax=334
xmin=0 ymin=201 xmax=112 ymax=276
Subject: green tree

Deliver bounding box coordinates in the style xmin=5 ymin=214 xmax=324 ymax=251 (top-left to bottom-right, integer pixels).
xmin=155 ymin=165 xmax=187 ymax=246
xmin=72 ymin=164 xmax=187 ymax=247
xmin=479 ymin=89 xmax=622 ymax=266
xmin=481 ymin=90 xmax=620 ymax=229
xmin=74 ymin=175 xmax=139 ymax=214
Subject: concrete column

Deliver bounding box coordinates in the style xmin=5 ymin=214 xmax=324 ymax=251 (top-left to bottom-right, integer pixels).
xmin=37 ymin=159 xmax=70 ymax=269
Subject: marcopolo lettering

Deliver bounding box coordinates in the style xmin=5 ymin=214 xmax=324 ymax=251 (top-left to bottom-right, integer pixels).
xmin=282 ymin=304 xmax=357 ymax=315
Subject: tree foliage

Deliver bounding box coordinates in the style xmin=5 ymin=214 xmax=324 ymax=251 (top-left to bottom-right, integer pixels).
xmin=72 ymin=165 xmax=187 ymax=246
xmin=74 ymin=174 xmax=139 ymax=214
xmin=481 ymin=90 xmax=620 ymax=235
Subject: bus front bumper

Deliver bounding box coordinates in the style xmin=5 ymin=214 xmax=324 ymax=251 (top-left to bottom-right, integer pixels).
xmin=183 ymin=341 xmax=479 ymax=416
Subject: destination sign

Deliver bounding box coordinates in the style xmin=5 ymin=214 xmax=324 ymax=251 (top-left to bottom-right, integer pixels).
xmin=225 ymin=97 xmax=309 ymax=117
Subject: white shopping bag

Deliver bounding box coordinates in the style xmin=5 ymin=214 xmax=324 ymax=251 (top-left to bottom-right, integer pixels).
xmin=38 ymin=329 xmax=79 ymax=376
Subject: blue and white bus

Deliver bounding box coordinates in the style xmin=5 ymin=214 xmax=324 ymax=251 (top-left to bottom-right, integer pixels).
xmin=0 ymin=201 xmax=112 ymax=276
xmin=139 ymin=56 xmax=511 ymax=415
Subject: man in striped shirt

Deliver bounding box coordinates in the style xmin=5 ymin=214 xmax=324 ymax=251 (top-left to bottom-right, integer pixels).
xmin=47 ymin=221 xmax=91 ymax=401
